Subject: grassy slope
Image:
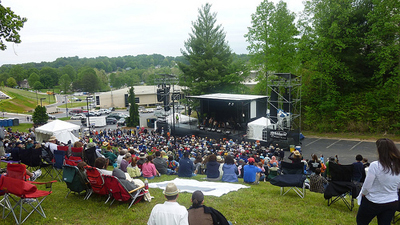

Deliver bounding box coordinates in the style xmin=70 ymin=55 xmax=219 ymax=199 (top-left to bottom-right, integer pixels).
xmin=0 ymin=87 xmax=56 ymax=113
xmin=0 ymin=164 xmax=376 ymax=225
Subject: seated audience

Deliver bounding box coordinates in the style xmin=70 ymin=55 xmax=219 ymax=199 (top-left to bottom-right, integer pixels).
xmin=127 ymin=157 xmax=141 ymax=178
xmin=309 ymin=168 xmax=328 ymax=193
xmin=243 ymin=157 xmax=262 ymax=184
xmin=221 ymin=155 xmax=238 ymax=182
xmin=142 ymin=155 xmax=159 ymax=179
xmin=178 ymin=151 xmax=195 ymax=178
xmin=352 ymin=154 xmax=365 ymax=183
xmin=153 ymin=151 xmax=168 ymax=175
xmin=206 ymin=154 xmax=220 ymax=181
xmin=120 ymin=153 xmax=131 ymax=173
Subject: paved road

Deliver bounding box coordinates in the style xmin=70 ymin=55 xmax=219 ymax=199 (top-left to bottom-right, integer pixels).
xmin=300 ymin=137 xmax=400 ymax=165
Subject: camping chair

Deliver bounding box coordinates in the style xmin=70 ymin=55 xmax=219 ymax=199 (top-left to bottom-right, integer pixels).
xmin=71 ymin=147 xmax=83 ymax=158
xmin=102 ymin=175 xmax=145 ymax=209
xmin=324 ymin=163 xmax=359 ymax=211
xmin=62 ymin=165 xmax=91 ymax=200
xmin=6 ymin=163 xmax=28 ymax=180
xmin=84 ymin=166 xmax=110 ymax=202
xmin=270 ymin=162 xmax=306 ymax=198
xmin=83 ymin=147 xmax=97 ymax=167
xmin=64 ymin=156 xmax=83 ymax=166
xmin=0 ymin=175 xmax=56 ymax=225
xmin=57 ymin=145 xmax=69 ymax=152
xmin=52 ymin=150 xmax=65 ymax=182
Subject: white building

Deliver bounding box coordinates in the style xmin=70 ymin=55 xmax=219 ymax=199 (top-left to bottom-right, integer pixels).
xmin=95 ymin=85 xmax=186 ymax=109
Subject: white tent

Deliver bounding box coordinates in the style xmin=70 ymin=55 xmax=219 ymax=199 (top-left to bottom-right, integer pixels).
xmin=35 ymin=120 xmax=80 ymax=144
xmin=246 ymin=117 xmax=275 ymax=140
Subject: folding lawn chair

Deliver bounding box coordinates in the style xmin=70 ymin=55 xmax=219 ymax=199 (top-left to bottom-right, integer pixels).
xmin=62 ymin=164 xmax=91 ymax=200
xmin=270 ymin=162 xmax=306 ymax=198
xmin=102 ymin=175 xmax=146 ymax=209
xmin=53 ymin=150 xmax=65 ymax=182
xmin=0 ymin=175 xmax=56 ymax=225
xmin=85 ymin=166 xmax=110 ymax=202
xmin=6 ymin=163 xmax=28 ymax=180
xmin=83 ymin=147 xmax=97 ymax=167
xmin=71 ymin=147 xmax=83 ymax=158
xmin=64 ymin=156 xmax=83 ymax=166
xmin=57 ymin=145 xmax=69 ymax=152
xmin=324 ymin=163 xmax=359 ymax=211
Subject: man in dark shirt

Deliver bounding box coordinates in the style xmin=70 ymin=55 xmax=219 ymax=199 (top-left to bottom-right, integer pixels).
xmin=178 ymin=151 xmax=195 ymax=177
xmin=153 ymin=151 xmax=168 ymax=175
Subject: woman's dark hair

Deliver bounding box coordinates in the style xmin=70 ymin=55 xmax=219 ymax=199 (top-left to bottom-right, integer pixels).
xmin=376 ymin=138 xmax=400 ymax=175
xmin=208 ymin=154 xmax=217 ymax=162
xmin=131 ymin=157 xmax=137 ymax=167
xmin=194 ymin=155 xmax=203 ymax=164
xmin=94 ymin=157 xmax=107 ymax=169
xmin=146 ymin=155 xmax=153 ymax=163
xmin=315 ymin=168 xmax=321 ymax=175
xmin=225 ymin=155 xmax=234 ymax=165
xmin=168 ymin=155 xmax=173 ymax=161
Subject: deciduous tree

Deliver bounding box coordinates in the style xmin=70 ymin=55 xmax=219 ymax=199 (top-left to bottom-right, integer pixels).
xmin=0 ymin=3 xmax=27 ymax=50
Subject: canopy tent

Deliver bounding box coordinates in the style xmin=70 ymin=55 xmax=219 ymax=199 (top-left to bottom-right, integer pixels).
xmin=246 ymin=117 xmax=275 ymax=140
xmin=35 ymin=120 xmax=80 ymax=144
xmin=165 ymin=113 xmax=197 ymax=124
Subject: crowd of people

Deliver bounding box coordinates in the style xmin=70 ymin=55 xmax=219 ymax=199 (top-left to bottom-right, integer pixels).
xmin=1 ymin=126 xmax=400 ymax=225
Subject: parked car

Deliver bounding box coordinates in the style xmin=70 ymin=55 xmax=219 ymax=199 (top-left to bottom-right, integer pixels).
xmin=117 ymin=118 xmax=126 ymax=126
xmin=47 ymin=114 xmax=56 ymax=120
xmin=106 ymin=117 xmax=117 ymax=125
xmin=70 ymin=114 xmax=85 ymax=120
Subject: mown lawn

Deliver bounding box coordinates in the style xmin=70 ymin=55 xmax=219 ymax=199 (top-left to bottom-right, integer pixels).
xmin=0 ymin=87 xmax=55 ymax=113
xmin=0 ymin=163 xmax=379 ymax=225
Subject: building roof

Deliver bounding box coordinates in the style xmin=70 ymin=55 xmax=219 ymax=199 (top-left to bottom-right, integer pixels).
xmin=188 ymin=93 xmax=268 ymax=101
xmin=97 ymin=85 xmax=186 ymax=96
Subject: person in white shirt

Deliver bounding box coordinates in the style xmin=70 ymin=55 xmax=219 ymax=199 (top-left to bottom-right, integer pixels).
xmin=356 ymin=138 xmax=400 ymax=225
xmin=147 ymin=182 xmax=188 ymax=225
xmin=45 ymin=136 xmax=58 ymax=154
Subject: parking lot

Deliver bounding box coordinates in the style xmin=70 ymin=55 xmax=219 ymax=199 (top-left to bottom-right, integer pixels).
xmin=300 ymin=137 xmax=400 ymax=164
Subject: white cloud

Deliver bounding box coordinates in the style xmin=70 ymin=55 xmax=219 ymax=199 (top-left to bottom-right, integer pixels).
xmin=1 ymin=0 xmax=304 ymax=65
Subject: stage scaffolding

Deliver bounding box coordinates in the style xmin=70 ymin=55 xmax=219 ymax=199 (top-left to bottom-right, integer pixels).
xmin=266 ymin=73 xmax=302 ymax=147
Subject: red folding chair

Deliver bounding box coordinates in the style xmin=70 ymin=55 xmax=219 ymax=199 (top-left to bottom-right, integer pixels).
xmin=6 ymin=163 xmax=28 ymax=181
xmin=0 ymin=175 xmax=56 ymax=224
xmin=102 ymin=175 xmax=146 ymax=209
xmin=57 ymin=146 xmax=69 ymax=152
xmin=85 ymin=166 xmax=110 ymax=202
xmin=71 ymin=147 xmax=83 ymax=158
xmin=64 ymin=156 xmax=82 ymax=166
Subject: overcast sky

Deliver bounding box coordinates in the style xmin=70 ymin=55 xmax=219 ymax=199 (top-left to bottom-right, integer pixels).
xmin=1 ymin=0 xmax=304 ymax=66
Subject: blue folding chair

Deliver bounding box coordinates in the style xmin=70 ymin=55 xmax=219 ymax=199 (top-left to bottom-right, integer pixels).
xmin=53 ymin=150 xmax=66 ymax=182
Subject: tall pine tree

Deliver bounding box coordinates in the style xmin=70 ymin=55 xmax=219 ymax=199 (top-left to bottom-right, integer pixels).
xmin=126 ymin=87 xmax=139 ymax=127
xmin=178 ymin=3 xmax=247 ymax=96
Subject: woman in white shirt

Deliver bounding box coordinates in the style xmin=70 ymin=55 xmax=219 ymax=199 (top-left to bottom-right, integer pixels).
xmin=356 ymin=138 xmax=400 ymax=225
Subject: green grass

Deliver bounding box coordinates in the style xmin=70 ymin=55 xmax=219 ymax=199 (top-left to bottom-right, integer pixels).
xmin=0 ymin=163 xmax=375 ymax=225
xmin=4 ymin=123 xmax=34 ymax=132
xmin=0 ymin=87 xmax=56 ymax=113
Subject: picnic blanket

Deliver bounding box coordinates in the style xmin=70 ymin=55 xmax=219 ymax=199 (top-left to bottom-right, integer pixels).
xmin=148 ymin=178 xmax=249 ymax=197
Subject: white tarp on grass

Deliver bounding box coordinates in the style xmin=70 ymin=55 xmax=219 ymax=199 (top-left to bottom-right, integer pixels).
xmin=148 ymin=178 xmax=249 ymax=197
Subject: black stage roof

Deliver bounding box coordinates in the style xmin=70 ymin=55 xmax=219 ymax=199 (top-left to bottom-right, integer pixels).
xmin=188 ymin=93 xmax=268 ymax=101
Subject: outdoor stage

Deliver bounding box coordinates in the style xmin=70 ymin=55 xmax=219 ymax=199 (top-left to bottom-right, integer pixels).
xmin=171 ymin=123 xmax=247 ymax=141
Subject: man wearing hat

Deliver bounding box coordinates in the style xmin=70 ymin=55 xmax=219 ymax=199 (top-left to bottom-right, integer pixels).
xmin=147 ymin=182 xmax=188 ymax=225
xmin=45 ymin=136 xmax=58 ymax=154
xmin=243 ymin=157 xmax=262 ymax=184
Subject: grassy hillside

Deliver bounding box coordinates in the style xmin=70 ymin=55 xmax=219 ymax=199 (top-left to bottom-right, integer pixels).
xmin=0 ymin=166 xmax=373 ymax=225
xmin=0 ymin=87 xmax=56 ymax=113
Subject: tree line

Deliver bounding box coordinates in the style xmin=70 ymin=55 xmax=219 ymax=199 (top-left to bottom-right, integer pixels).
xmin=1 ymin=0 xmax=399 ymax=134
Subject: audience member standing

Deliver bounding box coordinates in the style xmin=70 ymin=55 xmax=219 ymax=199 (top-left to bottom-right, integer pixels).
xmin=356 ymin=138 xmax=400 ymax=225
